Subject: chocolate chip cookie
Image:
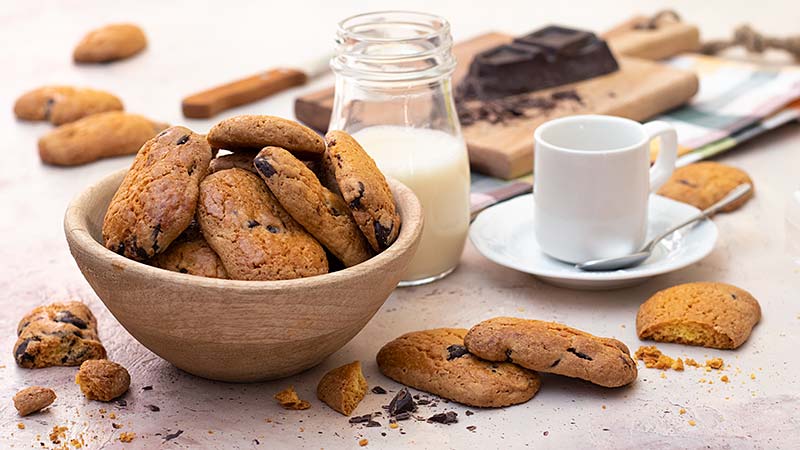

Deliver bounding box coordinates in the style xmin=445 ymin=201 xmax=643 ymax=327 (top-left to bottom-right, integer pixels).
xmin=316 ymin=361 xmax=368 ymax=416
xmin=103 ymin=126 xmax=212 ymax=260
xmin=14 ymin=301 xmax=106 ymax=369
xmin=657 ymin=162 xmax=754 ymax=213
xmin=254 ymin=146 xmax=372 ymax=267
xmin=38 ymin=111 xmax=168 ymax=166
xmin=209 ymin=152 xmax=258 ymax=174
xmin=377 ymin=328 xmax=541 ymax=407
xmin=73 ymin=23 xmax=147 ymax=63
xmin=14 ymin=86 xmax=123 ymax=125
xmin=207 ymin=115 xmax=325 ymax=159
xmin=325 ymin=131 xmax=401 ymax=252
xmin=464 ymin=317 xmax=637 ymax=388
xmin=75 ymin=359 xmax=131 ymax=401
xmin=151 ymin=234 xmax=228 ymax=278
xmin=197 ymin=168 xmax=328 ymax=280
xmin=637 ymin=282 xmax=761 ymax=349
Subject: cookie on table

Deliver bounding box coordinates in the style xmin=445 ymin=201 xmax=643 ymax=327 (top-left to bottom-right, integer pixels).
xmin=38 ymin=111 xmax=168 ymax=166
xmin=325 ymin=130 xmax=401 ymax=252
xmin=151 ymin=234 xmax=228 ymax=278
xmin=103 ymin=126 xmax=212 ymax=261
xmin=275 ymin=386 xmax=311 ymax=410
xmin=13 ymin=386 xmax=57 ymax=416
xmin=14 ymin=86 xmax=123 ymax=125
xmin=637 ymin=282 xmax=761 ymax=349
xmin=209 ymin=152 xmax=257 ymax=174
xmin=376 ymin=328 xmax=541 ymax=407
xmin=254 ymin=146 xmax=372 ymax=267
xmin=316 ymin=361 xmax=367 ymax=416
xmin=657 ymin=162 xmax=753 ymax=213
xmin=75 ymin=359 xmax=130 ymax=401
xmin=197 ymin=168 xmax=328 ymax=280
xmin=73 ymin=23 xmax=147 ymax=63
xmin=464 ymin=317 xmax=637 ymax=388
xmin=14 ymin=301 xmax=106 ymax=369
xmin=207 ymin=115 xmax=326 ymax=159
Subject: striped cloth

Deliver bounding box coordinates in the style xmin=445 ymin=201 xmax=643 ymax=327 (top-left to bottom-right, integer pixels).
xmin=470 ymin=54 xmax=800 ymax=214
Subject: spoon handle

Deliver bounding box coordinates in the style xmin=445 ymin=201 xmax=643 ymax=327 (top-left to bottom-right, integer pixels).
xmin=644 ymin=183 xmax=753 ymax=252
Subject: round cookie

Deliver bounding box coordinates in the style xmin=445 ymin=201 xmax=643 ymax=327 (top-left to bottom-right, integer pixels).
xmin=324 ymin=130 xmax=401 ymax=252
xmin=254 ymin=146 xmax=372 ymax=267
xmin=207 ymin=115 xmax=325 ymax=159
xmin=102 ymin=126 xmax=212 ymax=260
xmin=657 ymin=161 xmax=753 ymax=213
xmin=151 ymin=235 xmax=228 ymax=279
xmin=73 ymin=23 xmax=147 ymax=63
xmin=464 ymin=317 xmax=637 ymax=388
xmin=14 ymin=86 xmax=123 ymax=125
xmin=197 ymin=168 xmax=328 ymax=280
xmin=39 ymin=111 xmax=168 ymax=166
xmin=376 ymin=328 xmax=541 ymax=408
xmin=637 ymin=282 xmax=761 ymax=349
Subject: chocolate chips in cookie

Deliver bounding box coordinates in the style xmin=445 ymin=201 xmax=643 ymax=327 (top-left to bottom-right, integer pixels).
xmin=14 ymin=86 xmax=123 ymax=125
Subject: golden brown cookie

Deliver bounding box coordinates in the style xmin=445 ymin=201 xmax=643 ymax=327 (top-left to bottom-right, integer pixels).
xmin=75 ymin=360 xmax=130 ymax=401
xmin=38 ymin=111 xmax=168 ymax=166
xmin=73 ymin=23 xmax=147 ymax=63
xmin=151 ymin=234 xmax=228 ymax=278
xmin=275 ymin=386 xmax=311 ymax=410
xmin=325 ymin=131 xmax=401 ymax=252
xmin=657 ymin=162 xmax=754 ymax=213
xmin=103 ymin=126 xmax=212 ymax=260
xmin=254 ymin=147 xmax=372 ymax=267
xmin=464 ymin=317 xmax=637 ymax=388
xmin=316 ymin=361 xmax=367 ymax=416
xmin=14 ymin=86 xmax=123 ymax=125
xmin=13 ymin=387 xmax=57 ymax=416
xmin=207 ymin=115 xmax=325 ymax=159
xmin=636 ymin=282 xmax=761 ymax=349
xmin=376 ymin=328 xmax=541 ymax=407
xmin=209 ymin=152 xmax=257 ymax=174
xmin=197 ymin=168 xmax=328 ymax=280
xmin=14 ymin=301 xmax=106 ymax=369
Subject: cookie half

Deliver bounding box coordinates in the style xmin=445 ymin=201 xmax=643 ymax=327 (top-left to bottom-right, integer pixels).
xmin=197 ymin=168 xmax=328 ymax=280
xmin=316 ymin=361 xmax=367 ymax=416
xmin=657 ymin=162 xmax=753 ymax=212
xmin=14 ymin=86 xmax=123 ymax=125
xmin=207 ymin=115 xmax=325 ymax=159
xmin=377 ymin=328 xmax=541 ymax=407
xmin=14 ymin=301 xmax=106 ymax=369
xmin=637 ymin=282 xmax=761 ymax=349
xmin=325 ymin=130 xmax=401 ymax=252
xmin=254 ymin=146 xmax=372 ymax=267
xmin=103 ymin=126 xmax=211 ymax=260
xmin=464 ymin=317 xmax=637 ymax=388
xmin=73 ymin=23 xmax=147 ymax=63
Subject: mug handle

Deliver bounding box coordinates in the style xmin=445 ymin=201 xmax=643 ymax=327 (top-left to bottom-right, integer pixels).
xmin=643 ymin=120 xmax=678 ymax=192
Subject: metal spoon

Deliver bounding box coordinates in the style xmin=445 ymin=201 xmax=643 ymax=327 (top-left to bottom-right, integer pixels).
xmin=575 ymin=183 xmax=753 ymax=272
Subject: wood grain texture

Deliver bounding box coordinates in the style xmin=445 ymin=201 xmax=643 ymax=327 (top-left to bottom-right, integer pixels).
xmin=603 ymin=16 xmax=701 ymax=61
xmin=64 ymin=169 xmax=423 ymax=382
xmin=294 ymin=32 xmax=698 ymax=179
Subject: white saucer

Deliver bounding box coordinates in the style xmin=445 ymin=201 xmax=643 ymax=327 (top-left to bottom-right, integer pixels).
xmin=469 ymin=194 xmax=718 ymax=290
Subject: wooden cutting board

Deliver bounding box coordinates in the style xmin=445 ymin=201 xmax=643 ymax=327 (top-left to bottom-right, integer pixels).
xmin=294 ymin=32 xmax=699 ymax=179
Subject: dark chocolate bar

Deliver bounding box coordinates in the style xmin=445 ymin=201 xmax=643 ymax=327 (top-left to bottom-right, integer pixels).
xmin=458 ymin=26 xmax=619 ymax=100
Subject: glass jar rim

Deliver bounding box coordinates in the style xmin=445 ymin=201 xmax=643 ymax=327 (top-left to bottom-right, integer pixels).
xmin=337 ymin=10 xmax=450 ymax=43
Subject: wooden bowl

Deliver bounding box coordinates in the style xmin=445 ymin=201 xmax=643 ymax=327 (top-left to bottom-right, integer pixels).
xmin=64 ymin=169 xmax=423 ymax=382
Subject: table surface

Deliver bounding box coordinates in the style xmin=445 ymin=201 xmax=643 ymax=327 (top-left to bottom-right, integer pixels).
xmin=2 ymin=1 xmax=799 ymax=449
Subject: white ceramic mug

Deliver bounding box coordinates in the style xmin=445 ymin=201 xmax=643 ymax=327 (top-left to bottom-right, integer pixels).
xmin=533 ymin=115 xmax=678 ymax=264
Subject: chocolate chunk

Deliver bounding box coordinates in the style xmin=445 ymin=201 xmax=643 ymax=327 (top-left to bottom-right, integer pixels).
xmin=467 ymin=425 xmax=477 ymax=432
xmin=254 ymin=157 xmax=277 ymax=177
xmin=146 ymin=404 xmax=160 ymax=412
xmin=115 ymin=399 xmax=128 ymax=407
xmin=550 ymin=358 xmax=561 ymax=367
xmin=365 ymin=420 xmax=381 ymax=427
xmin=349 ymin=414 xmax=373 ymax=424
xmin=371 ymin=386 xmax=387 ymax=394
xmin=163 ymin=430 xmax=183 ymax=441
xmin=505 ymin=348 xmax=513 ymax=362
xmin=567 ymin=348 xmax=593 ymax=361
xmin=446 ymin=344 xmax=469 ymax=361
xmin=373 ymin=220 xmax=394 ymax=250
xmin=394 ymin=412 xmax=411 ymax=421
xmin=416 ymin=399 xmax=431 ymax=406
xmin=142 ymin=385 xmax=153 ymax=391
xmin=427 ymin=411 xmax=458 ymax=424
xmin=247 ymin=220 xmax=261 ymax=228
xmin=151 ymin=224 xmax=162 ymax=252
xmin=54 ymin=310 xmax=88 ymax=329
xmin=14 ymin=339 xmax=35 ymax=365
xmin=176 ymin=135 xmax=190 ymax=145
xmin=266 ymin=225 xmax=280 ymax=234
xmin=388 ymin=388 xmax=416 ymax=416
xmin=465 ymin=410 xmax=474 ymax=416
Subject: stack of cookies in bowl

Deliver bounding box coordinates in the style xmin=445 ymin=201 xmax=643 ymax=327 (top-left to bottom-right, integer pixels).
xmin=102 ymin=115 xmax=401 ymax=280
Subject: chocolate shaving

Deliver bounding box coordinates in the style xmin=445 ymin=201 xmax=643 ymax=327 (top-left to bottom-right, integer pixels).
xmin=427 ymin=411 xmax=458 ymax=424
xmin=388 ymin=389 xmax=416 ymax=416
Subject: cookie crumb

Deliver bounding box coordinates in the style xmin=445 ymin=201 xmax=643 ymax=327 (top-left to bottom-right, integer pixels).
xmin=119 ymin=432 xmax=135 ymax=443
xmin=721 ymin=375 xmax=730 ymax=383
xmin=275 ymin=386 xmax=311 ymax=410
xmin=112 ymin=423 xmax=123 ymax=429
xmin=685 ymin=358 xmax=700 ymax=367
xmin=50 ymin=425 xmax=68 ymax=443
xmin=679 ymin=408 xmax=687 ymax=414
xmin=17 ymin=422 xmax=25 ymax=429
xmin=108 ymin=412 xmax=116 ymax=419
xmin=359 ymin=438 xmax=368 ymax=446
xmin=706 ymin=358 xmax=724 ymax=370
xmin=688 ymin=420 xmax=696 ymax=426
xmin=750 ymin=373 xmax=756 ymax=380
xmin=389 ymin=423 xmax=399 ymax=429
xmin=635 ymin=346 xmax=684 ymax=371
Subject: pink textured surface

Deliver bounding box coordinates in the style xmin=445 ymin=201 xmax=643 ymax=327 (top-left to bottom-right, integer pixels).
xmin=2 ymin=1 xmax=800 ymax=448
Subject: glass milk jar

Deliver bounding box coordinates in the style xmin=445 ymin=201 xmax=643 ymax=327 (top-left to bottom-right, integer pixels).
xmin=329 ymin=11 xmax=470 ymax=286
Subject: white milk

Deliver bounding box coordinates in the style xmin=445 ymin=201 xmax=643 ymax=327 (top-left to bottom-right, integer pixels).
xmin=353 ymin=125 xmax=470 ymax=283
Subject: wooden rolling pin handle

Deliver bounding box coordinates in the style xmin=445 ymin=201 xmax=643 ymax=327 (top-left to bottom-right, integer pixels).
xmin=182 ymin=68 xmax=308 ymax=119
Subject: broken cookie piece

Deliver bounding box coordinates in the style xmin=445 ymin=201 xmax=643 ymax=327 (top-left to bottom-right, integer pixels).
xmin=275 ymin=386 xmax=311 ymax=410
xmin=316 ymin=361 xmax=367 ymax=416
xmin=14 ymin=301 xmax=106 ymax=369
xmin=75 ymin=360 xmax=131 ymax=401
xmin=13 ymin=386 xmax=57 ymax=416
